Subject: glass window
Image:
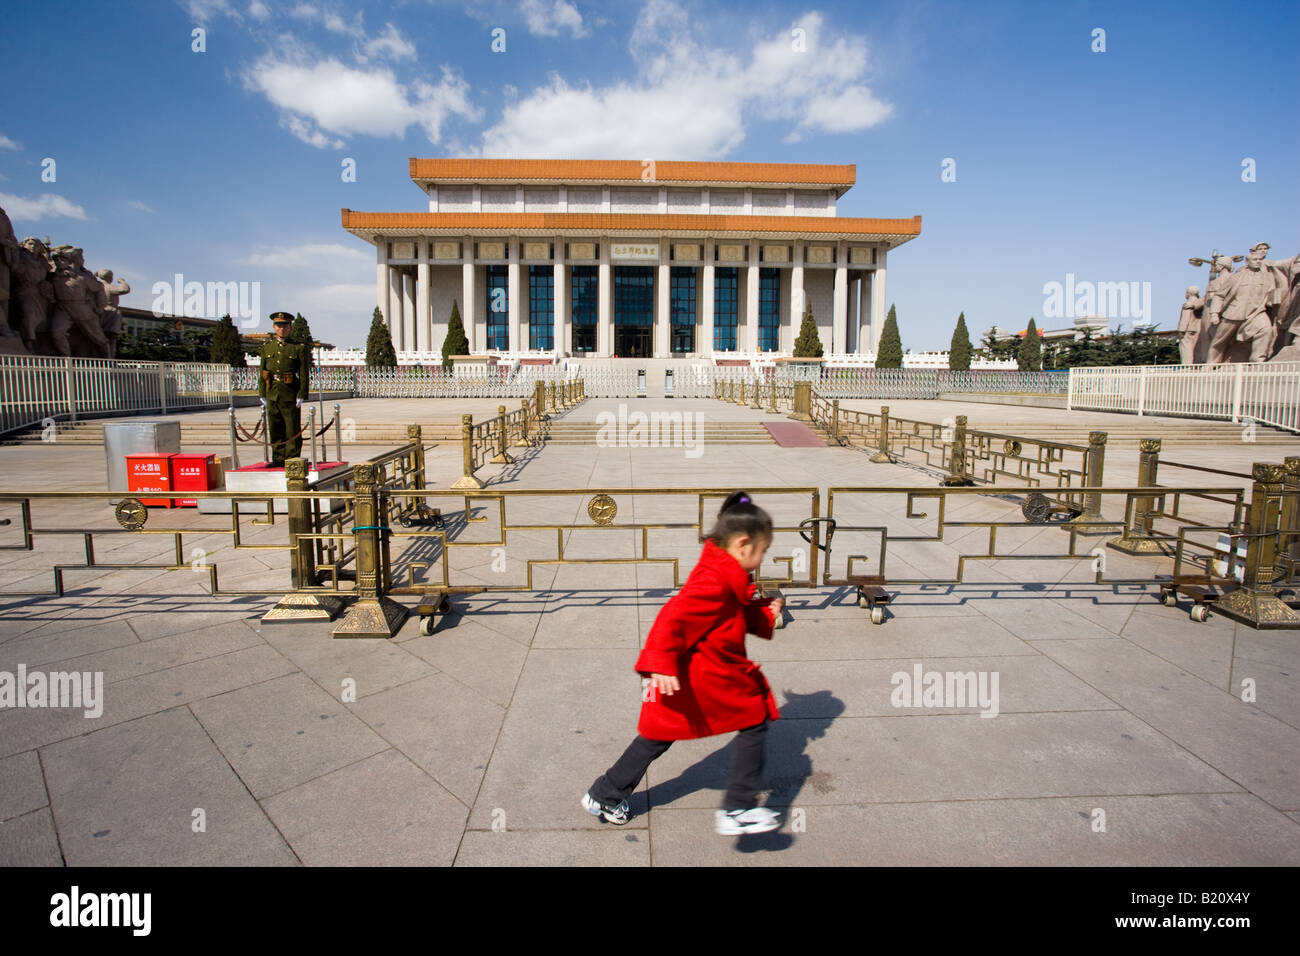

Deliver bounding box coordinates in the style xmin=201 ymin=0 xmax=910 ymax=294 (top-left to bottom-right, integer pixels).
xmin=528 ymin=266 xmax=554 ymax=350
xmin=670 ymin=267 xmax=695 ymax=352
xmin=486 ymin=265 xmax=508 ymax=351
xmin=714 ymin=267 xmax=738 ymax=352
xmin=759 ymin=267 xmax=780 ymax=352
xmin=570 ymin=265 xmax=597 ymax=354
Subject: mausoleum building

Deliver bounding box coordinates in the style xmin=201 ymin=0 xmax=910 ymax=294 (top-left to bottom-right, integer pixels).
xmin=341 ymin=159 xmax=921 ymax=360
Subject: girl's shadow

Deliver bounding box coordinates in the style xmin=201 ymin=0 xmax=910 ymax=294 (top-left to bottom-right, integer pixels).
xmin=643 ymin=689 xmax=844 ymax=852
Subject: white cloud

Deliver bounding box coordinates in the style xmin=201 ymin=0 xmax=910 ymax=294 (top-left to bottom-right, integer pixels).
xmin=363 ymin=23 xmax=416 ymax=61
xmin=521 ymin=0 xmax=587 ymax=38
xmin=0 ymin=133 xmax=20 ymax=151
xmin=243 ymin=54 xmax=480 ymax=146
xmin=127 ymin=200 xmax=156 ymax=213
xmin=290 ymin=3 xmax=319 ymax=22
xmin=0 ymin=192 xmax=88 ymax=221
xmin=238 ymin=242 xmax=372 ymax=270
xmin=247 ymin=1 xmax=269 ymax=20
xmin=479 ymin=2 xmax=892 ymax=158
xmin=182 ymin=0 xmax=241 ymax=24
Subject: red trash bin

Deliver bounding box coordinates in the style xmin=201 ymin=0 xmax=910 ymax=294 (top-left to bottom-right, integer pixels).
xmin=171 ymin=453 xmax=217 ymax=507
xmin=124 ymin=453 xmax=176 ymax=508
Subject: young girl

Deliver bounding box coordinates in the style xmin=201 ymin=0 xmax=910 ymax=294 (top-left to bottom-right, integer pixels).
xmin=583 ymin=491 xmax=786 ymax=835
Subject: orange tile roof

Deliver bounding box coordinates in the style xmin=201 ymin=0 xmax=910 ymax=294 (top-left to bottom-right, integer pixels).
xmin=408 ymin=159 xmax=856 ymax=190
xmin=341 ymin=210 xmax=921 ymax=242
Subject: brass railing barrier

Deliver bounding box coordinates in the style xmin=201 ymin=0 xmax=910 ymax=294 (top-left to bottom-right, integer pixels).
xmin=452 ymin=413 xmax=483 ymax=490
xmin=1213 ymin=462 xmax=1300 ymax=629
xmin=870 ymin=405 xmax=893 ymax=463
xmin=789 ymin=381 xmax=812 ymax=422
xmin=1111 ymin=438 xmax=1164 ymax=553
xmin=941 ymin=415 xmax=974 ymax=486
xmin=333 ymin=462 xmax=407 ymax=637
xmin=1072 ymin=431 xmax=1109 ymax=524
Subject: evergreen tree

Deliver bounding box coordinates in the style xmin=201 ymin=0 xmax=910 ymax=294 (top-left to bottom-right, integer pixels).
xmin=948 ymin=312 xmax=972 ymax=371
xmin=365 ymin=307 xmax=398 ymax=368
xmin=875 ymin=304 xmax=903 ymax=368
xmin=1017 ymin=317 xmax=1042 ymax=371
xmin=792 ymin=302 xmax=824 ymax=357
xmin=441 ymin=299 xmax=469 ymax=369
xmin=290 ymin=312 xmax=314 ymax=347
xmin=209 ymin=314 xmax=244 ymax=367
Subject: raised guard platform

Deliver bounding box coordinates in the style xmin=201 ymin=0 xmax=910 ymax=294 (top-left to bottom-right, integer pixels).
xmin=198 ymin=460 xmax=350 ymax=514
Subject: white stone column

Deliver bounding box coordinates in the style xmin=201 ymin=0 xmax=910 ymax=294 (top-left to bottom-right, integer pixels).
xmin=507 ymin=240 xmax=521 ymax=352
xmin=833 ymin=243 xmax=847 ymax=355
xmin=461 ymin=251 xmax=476 ymax=353
xmin=376 ymin=245 xmax=390 ymax=329
xmin=416 ymin=243 xmax=431 ymax=354
xmin=871 ymin=246 xmax=888 ymax=354
xmin=701 ymin=240 xmax=715 ymax=358
xmin=597 ymin=241 xmax=611 ymax=357
xmin=553 ymin=239 xmax=567 ymax=357
xmin=858 ymin=271 xmax=873 ymax=356
xmin=402 ymin=271 xmax=416 ymax=357
xmin=389 ymin=268 xmax=404 ymax=351
xmin=656 ymin=238 xmax=670 ymax=357
xmin=790 ymin=243 xmax=804 ymax=353
xmin=746 ymin=240 xmax=759 ymax=353
xmin=846 ymin=273 xmax=859 ymax=354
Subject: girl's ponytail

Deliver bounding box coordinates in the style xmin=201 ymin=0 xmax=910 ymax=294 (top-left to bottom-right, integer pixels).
xmin=706 ymin=490 xmax=773 ymax=546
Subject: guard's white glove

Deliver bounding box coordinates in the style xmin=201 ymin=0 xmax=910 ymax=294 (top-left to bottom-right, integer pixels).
xmin=259 ymin=398 xmax=266 ymax=409
xmin=295 ymin=398 xmax=303 ymax=408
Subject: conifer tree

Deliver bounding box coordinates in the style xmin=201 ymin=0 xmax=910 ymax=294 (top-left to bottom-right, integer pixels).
xmin=1017 ymin=317 xmax=1042 ymax=371
xmin=948 ymin=312 xmax=972 ymax=371
xmin=365 ymin=307 xmax=398 ymax=368
xmin=210 ymin=314 xmax=244 ymax=367
xmin=289 ymin=312 xmax=314 ymax=347
xmin=442 ymin=299 xmax=469 ymax=369
xmin=875 ymin=304 xmax=903 ymax=368
xmin=792 ymin=302 xmax=824 ymax=358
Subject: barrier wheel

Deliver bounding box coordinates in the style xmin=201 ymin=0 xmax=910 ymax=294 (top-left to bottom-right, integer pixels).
xmin=1190 ymin=604 xmax=1210 ymax=623
xmin=419 ymin=615 xmax=435 ymax=636
xmin=1163 ymin=592 xmax=1178 ymax=607
xmin=870 ymin=606 xmax=884 ymax=625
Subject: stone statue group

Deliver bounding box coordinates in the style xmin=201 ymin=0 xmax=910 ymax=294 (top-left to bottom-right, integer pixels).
xmin=0 ymin=204 xmax=130 ymax=359
xmin=1179 ymin=242 xmax=1300 ymax=365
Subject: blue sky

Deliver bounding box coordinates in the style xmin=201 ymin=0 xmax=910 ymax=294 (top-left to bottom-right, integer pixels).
xmin=1 ymin=0 xmax=1296 ymax=350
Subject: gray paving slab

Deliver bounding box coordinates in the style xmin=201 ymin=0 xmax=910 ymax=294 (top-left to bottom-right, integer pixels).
xmin=0 ymin=644 xmax=297 ymax=758
xmin=261 ymin=625 xmax=438 ymax=700
xmin=1120 ymin=604 xmax=1237 ymax=690
xmin=0 ymin=618 xmax=139 ymax=671
xmin=348 ymin=673 xmax=505 ymax=806
xmin=749 ymin=607 xmax=1036 ymax=661
xmin=455 ymin=828 xmax=650 ymax=866
xmin=399 ymin=616 xmax=529 ymax=708
xmin=260 ymin=749 xmax=467 ymax=866
xmin=189 ymin=672 xmax=389 ymax=800
xmin=41 ymin=707 xmax=297 ymax=866
xmin=1029 ymin=638 xmax=1300 ymax=811
xmin=0 ymin=807 xmax=63 ymax=866
xmin=647 ymin=793 xmax=1300 ymax=866
xmin=1229 ymin=657 xmax=1300 ymax=733
xmin=0 ymin=750 xmax=49 ymax=821
xmin=645 ymin=712 xmax=1241 ymax=809
xmin=471 ymin=648 xmax=647 ymax=830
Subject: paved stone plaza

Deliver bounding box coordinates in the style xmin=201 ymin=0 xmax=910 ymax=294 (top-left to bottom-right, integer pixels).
xmin=1 ymin=398 xmax=1298 ymax=865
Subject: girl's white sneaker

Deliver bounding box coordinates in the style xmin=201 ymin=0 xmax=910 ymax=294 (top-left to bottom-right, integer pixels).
xmin=582 ymin=792 xmax=630 ymax=825
xmin=715 ymin=806 xmax=780 ymax=835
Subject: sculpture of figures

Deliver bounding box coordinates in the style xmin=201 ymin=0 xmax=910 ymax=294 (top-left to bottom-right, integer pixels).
xmin=1267 ymin=251 xmax=1300 ymax=356
xmin=1206 ymin=245 xmax=1279 ymax=363
xmin=1177 ymin=286 xmax=1204 ymax=365
xmin=0 ymin=206 xmax=19 ymax=340
xmin=49 ymin=246 xmax=109 ymax=358
xmin=95 ymin=268 xmax=129 ymax=358
xmin=12 ymin=238 xmax=55 ymax=352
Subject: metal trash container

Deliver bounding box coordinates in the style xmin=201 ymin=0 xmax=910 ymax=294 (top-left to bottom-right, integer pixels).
xmin=105 ymin=420 xmax=181 ymax=502
xmin=665 ymin=368 xmax=674 ymax=398
xmin=637 ymin=368 xmax=646 ymax=398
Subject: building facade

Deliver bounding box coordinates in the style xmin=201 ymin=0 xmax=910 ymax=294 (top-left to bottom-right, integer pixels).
xmin=342 ymin=159 xmax=921 ymax=361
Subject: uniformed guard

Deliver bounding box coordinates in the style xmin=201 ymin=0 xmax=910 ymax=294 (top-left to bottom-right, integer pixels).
xmin=258 ymin=311 xmax=312 ymax=467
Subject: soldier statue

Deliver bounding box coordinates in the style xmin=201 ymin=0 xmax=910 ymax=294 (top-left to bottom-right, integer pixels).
xmin=258 ymin=311 xmax=311 ymax=467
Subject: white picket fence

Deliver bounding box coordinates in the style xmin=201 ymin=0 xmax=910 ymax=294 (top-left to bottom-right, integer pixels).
xmin=1068 ymin=362 xmax=1300 ymax=433
xmin=0 ymin=355 xmax=232 ymax=435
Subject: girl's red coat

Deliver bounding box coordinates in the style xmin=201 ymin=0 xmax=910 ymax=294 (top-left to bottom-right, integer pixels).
xmin=634 ymin=539 xmax=780 ymax=740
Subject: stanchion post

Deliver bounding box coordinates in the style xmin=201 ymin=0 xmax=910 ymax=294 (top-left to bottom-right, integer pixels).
xmin=333 ymin=402 xmax=342 ymax=462
xmin=870 ymin=405 xmax=892 ymax=463
xmin=941 ymin=415 xmax=975 ymax=486
xmin=515 ymin=398 xmax=532 ymax=447
xmin=789 ymin=381 xmax=812 ymax=422
xmin=766 ymin=380 xmax=778 ymax=414
xmin=491 ymin=404 xmax=514 ymax=464
xmin=1212 ymin=462 xmax=1300 ymax=628
xmin=260 ymin=458 xmax=344 ymax=624
xmin=333 ymin=462 xmax=407 ymax=638
xmin=452 ymin=414 xmax=483 ymax=489
xmin=1071 ymin=431 xmax=1109 ymax=524
xmin=1275 ymin=456 xmax=1300 ymax=593
xmin=1110 ymin=438 xmax=1166 ymax=553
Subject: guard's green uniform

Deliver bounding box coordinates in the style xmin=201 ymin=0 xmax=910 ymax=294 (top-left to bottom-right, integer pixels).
xmin=258 ymin=337 xmax=311 ymax=466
